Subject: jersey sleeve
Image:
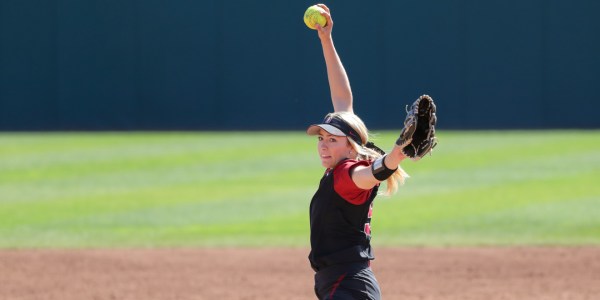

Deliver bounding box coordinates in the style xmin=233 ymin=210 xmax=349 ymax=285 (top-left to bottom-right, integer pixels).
xmin=333 ymin=160 xmax=373 ymax=205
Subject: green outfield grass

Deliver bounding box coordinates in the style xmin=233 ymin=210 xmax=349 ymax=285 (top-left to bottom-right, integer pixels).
xmin=0 ymin=130 xmax=599 ymax=248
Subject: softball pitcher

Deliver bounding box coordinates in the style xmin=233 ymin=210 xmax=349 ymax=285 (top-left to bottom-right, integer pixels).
xmin=305 ymin=4 xmax=437 ymax=299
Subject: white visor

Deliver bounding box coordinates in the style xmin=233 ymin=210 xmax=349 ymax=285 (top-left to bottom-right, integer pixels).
xmin=306 ymin=124 xmax=346 ymax=137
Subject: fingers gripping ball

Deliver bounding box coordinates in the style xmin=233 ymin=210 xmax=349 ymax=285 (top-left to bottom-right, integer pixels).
xmin=304 ymin=5 xmax=327 ymax=29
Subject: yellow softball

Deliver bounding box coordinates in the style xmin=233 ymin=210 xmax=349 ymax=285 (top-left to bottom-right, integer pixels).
xmin=303 ymin=5 xmax=327 ymax=30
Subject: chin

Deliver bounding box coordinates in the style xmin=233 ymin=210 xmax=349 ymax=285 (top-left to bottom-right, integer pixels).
xmin=319 ymin=159 xmax=332 ymax=168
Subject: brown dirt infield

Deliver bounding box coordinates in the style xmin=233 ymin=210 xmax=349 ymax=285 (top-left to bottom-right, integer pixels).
xmin=1 ymin=247 xmax=599 ymax=300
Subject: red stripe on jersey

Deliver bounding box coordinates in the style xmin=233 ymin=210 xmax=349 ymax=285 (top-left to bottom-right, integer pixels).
xmin=333 ymin=159 xmax=373 ymax=205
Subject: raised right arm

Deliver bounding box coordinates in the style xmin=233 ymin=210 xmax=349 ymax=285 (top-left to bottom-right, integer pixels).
xmin=315 ymin=4 xmax=353 ymax=113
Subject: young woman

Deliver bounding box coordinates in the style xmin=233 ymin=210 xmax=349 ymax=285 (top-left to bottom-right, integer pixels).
xmin=305 ymin=4 xmax=409 ymax=300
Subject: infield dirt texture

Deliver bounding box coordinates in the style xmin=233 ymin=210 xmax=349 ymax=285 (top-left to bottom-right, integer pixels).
xmin=2 ymin=247 xmax=599 ymax=299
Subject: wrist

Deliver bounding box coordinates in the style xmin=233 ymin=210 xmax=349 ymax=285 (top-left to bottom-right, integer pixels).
xmin=372 ymin=154 xmax=397 ymax=181
xmin=390 ymin=146 xmax=407 ymax=163
xmin=319 ymin=35 xmax=333 ymax=44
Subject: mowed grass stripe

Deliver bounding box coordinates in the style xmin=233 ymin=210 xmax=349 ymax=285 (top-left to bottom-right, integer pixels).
xmin=0 ymin=130 xmax=598 ymax=248
xmin=0 ymin=132 xmax=318 ymax=247
xmin=375 ymin=170 xmax=599 ymax=245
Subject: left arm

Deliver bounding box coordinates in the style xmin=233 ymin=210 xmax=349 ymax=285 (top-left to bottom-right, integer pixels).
xmin=351 ymin=145 xmax=406 ymax=190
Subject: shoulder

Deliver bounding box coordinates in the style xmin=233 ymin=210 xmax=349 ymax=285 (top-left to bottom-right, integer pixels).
xmin=333 ymin=159 xmax=371 ymax=175
xmin=332 ymin=159 xmax=374 ymax=205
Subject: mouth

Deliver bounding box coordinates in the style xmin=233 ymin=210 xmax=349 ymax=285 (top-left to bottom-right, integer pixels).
xmin=320 ymin=156 xmax=333 ymax=165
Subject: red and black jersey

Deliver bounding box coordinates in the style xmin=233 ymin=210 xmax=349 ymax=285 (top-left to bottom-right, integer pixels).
xmin=308 ymin=159 xmax=379 ymax=271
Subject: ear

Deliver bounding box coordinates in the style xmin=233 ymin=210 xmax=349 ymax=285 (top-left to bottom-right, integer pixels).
xmin=348 ymin=146 xmax=356 ymax=158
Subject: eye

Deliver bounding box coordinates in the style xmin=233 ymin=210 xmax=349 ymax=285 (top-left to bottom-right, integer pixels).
xmin=329 ymin=138 xmax=337 ymax=142
xmin=318 ymin=136 xmax=323 ymax=141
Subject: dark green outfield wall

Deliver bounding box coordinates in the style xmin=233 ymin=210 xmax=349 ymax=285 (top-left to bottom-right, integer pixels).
xmin=1 ymin=0 xmax=599 ymax=130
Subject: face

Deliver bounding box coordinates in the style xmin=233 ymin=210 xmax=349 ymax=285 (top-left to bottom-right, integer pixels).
xmin=317 ymin=129 xmax=353 ymax=168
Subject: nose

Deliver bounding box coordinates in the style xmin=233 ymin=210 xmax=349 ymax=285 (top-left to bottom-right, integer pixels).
xmin=318 ymin=140 xmax=327 ymax=150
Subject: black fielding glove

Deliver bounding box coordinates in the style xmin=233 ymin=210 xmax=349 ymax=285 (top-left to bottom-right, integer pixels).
xmin=396 ymin=95 xmax=438 ymax=161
